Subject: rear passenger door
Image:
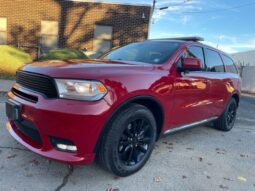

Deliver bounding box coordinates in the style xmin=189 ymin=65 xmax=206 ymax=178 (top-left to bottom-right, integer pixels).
xmin=204 ymin=48 xmax=230 ymax=116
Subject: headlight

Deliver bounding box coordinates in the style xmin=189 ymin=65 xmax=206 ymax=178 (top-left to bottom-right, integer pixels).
xmin=55 ymin=79 xmax=107 ymax=101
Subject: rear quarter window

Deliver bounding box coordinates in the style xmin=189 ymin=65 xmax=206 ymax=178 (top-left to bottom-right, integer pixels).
xmin=222 ymin=55 xmax=238 ymax=74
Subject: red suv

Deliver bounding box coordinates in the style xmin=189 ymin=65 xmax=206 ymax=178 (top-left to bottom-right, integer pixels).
xmin=5 ymin=37 xmax=241 ymax=176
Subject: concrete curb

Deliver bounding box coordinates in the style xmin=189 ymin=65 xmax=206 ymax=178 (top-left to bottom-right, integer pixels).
xmin=242 ymin=92 xmax=255 ymax=97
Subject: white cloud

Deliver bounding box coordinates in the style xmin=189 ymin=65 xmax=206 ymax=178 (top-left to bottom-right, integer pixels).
xmin=205 ymin=38 xmax=255 ymax=54
xmin=153 ymin=10 xmax=168 ymax=23
xmin=150 ymin=32 xmax=255 ymax=54
xmin=181 ymin=15 xmax=192 ymax=24
xmin=152 ymin=0 xmax=203 ymax=23
xmin=150 ymin=32 xmax=189 ymax=39
xmin=156 ymin=0 xmax=201 ymax=7
xmin=218 ymin=35 xmax=237 ymax=43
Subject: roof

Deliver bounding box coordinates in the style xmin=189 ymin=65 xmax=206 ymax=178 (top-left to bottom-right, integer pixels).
xmin=68 ymin=0 xmax=151 ymax=7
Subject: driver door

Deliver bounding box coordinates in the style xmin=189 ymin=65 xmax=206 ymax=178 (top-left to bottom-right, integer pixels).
xmin=170 ymin=46 xmax=212 ymax=127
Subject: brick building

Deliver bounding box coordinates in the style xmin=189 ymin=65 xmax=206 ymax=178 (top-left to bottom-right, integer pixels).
xmin=0 ymin=0 xmax=151 ymax=57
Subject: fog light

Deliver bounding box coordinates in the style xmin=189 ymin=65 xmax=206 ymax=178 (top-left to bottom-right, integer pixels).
xmin=50 ymin=137 xmax=77 ymax=153
xmin=56 ymin=144 xmax=77 ymax=152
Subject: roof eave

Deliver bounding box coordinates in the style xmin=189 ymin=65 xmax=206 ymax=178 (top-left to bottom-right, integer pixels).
xmin=68 ymin=0 xmax=151 ymax=7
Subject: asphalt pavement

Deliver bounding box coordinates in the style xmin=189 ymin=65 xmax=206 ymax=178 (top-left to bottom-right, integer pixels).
xmin=0 ymin=95 xmax=254 ymax=191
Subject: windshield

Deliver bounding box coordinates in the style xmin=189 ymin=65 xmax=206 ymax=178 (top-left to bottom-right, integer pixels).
xmin=102 ymin=41 xmax=181 ymax=64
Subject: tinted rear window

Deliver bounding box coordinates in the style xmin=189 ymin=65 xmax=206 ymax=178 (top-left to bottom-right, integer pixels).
xmin=222 ymin=55 xmax=238 ymax=74
xmin=103 ymin=41 xmax=181 ymax=64
xmin=205 ymin=49 xmax=225 ymax=72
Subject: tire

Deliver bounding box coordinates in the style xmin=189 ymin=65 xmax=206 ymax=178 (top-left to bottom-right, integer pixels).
xmin=214 ymin=98 xmax=237 ymax=131
xmin=98 ymin=104 xmax=157 ymax=177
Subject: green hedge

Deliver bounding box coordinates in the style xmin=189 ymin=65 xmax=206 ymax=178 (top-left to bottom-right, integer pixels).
xmin=0 ymin=47 xmax=89 ymax=79
xmin=38 ymin=49 xmax=88 ymax=61
xmin=0 ymin=45 xmax=32 ymax=79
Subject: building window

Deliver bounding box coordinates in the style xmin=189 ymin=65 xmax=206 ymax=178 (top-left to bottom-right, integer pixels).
xmin=93 ymin=25 xmax=113 ymax=54
xmin=0 ymin=18 xmax=7 ymax=44
xmin=41 ymin=21 xmax=59 ymax=52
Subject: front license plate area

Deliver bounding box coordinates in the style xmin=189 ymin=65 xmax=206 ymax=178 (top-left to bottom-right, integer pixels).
xmin=6 ymin=100 xmax=21 ymax=121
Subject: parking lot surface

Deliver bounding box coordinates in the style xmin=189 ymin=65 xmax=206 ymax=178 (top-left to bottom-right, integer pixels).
xmin=0 ymin=95 xmax=254 ymax=191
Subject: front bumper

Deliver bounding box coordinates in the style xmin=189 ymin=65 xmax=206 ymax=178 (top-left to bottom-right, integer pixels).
xmin=5 ymin=84 xmax=111 ymax=165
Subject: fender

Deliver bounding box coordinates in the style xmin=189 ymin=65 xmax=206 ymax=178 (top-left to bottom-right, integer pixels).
xmin=220 ymin=91 xmax=240 ymax=116
xmin=94 ymin=95 xmax=164 ymax=152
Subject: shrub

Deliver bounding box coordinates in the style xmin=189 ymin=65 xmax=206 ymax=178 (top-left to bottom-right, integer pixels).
xmin=0 ymin=45 xmax=32 ymax=79
xmin=38 ymin=49 xmax=88 ymax=61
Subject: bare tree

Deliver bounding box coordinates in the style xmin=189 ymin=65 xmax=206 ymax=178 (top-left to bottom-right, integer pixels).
xmin=237 ymin=61 xmax=250 ymax=78
xmin=7 ymin=0 xmax=150 ymax=58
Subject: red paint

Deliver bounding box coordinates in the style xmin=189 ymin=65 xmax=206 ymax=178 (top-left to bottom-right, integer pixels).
xmin=5 ymin=40 xmax=241 ymax=164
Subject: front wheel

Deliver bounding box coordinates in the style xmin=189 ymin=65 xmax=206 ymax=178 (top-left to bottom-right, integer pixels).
xmin=98 ymin=104 xmax=157 ymax=177
xmin=214 ymin=98 xmax=237 ymax=131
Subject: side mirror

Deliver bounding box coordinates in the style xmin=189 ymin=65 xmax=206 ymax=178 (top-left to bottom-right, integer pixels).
xmin=178 ymin=57 xmax=203 ymax=72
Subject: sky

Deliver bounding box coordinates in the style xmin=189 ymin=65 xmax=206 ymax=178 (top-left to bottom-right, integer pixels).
xmin=91 ymin=0 xmax=255 ymax=54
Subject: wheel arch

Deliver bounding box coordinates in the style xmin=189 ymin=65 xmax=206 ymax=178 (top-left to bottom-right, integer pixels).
xmin=94 ymin=95 xmax=165 ymax=153
xmin=231 ymin=92 xmax=240 ymax=106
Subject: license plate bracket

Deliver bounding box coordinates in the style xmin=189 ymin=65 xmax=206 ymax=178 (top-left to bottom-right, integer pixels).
xmin=6 ymin=100 xmax=21 ymax=121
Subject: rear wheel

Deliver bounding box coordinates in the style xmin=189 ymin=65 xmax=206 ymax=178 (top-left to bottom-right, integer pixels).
xmin=214 ymin=98 xmax=237 ymax=131
xmin=98 ymin=104 xmax=157 ymax=177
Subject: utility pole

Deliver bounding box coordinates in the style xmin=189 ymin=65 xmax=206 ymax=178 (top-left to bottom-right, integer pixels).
xmin=152 ymin=0 xmax=157 ymax=16
xmin=148 ymin=0 xmax=156 ymax=39
xmin=159 ymin=0 xmax=192 ymax=10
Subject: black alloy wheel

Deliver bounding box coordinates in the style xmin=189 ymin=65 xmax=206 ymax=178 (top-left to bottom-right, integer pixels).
xmin=214 ymin=98 xmax=238 ymax=131
xmin=118 ymin=118 xmax=153 ymax=166
xmin=98 ymin=104 xmax=157 ymax=177
xmin=226 ymin=101 xmax=237 ymax=127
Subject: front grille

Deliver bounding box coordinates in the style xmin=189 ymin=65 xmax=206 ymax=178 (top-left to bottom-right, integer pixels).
xmin=16 ymin=71 xmax=58 ymax=98
xmin=12 ymin=88 xmax=38 ymax=103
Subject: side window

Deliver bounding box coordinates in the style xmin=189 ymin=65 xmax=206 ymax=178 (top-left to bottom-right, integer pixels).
xmin=177 ymin=46 xmax=205 ymax=69
xmin=205 ymin=49 xmax=225 ymax=72
xmin=222 ymin=55 xmax=238 ymax=74
xmin=187 ymin=46 xmax=205 ymax=65
xmin=41 ymin=21 xmax=59 ymax=52
xmin=94 ymin=25 xmax=113 ymax=54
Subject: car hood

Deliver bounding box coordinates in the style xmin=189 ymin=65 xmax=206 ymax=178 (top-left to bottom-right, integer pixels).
xmin=21 ymin=59 xmax=154 ymax=79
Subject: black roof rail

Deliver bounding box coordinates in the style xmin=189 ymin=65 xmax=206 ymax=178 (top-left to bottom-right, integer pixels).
xmin=153 ymin=37 xmax=204 ymax=42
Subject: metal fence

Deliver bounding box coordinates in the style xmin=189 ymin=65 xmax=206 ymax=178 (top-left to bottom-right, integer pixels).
xmin=16 ymin=43 xmax=42 ymax=60
xmin=241 ymin=66 xmax=255 ymax=94
xmin=6 ymin=43 xmax=42 ymax=60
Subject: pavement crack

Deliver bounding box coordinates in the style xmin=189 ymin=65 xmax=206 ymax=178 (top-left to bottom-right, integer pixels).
xmin=0 ymin=146 xmax=29 ymax=151
xmin=55 ymin=165 xmax=74 ymax=191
